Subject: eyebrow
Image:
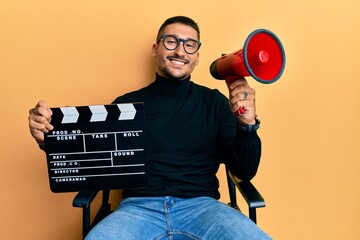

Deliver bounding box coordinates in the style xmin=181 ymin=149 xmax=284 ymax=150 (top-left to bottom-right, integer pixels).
xmin=164 ymin=34 xmax=199 ymax=41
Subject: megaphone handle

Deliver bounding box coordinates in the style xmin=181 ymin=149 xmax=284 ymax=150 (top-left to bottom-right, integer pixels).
xmin=226 ymin=77 xmax=246 ymax=116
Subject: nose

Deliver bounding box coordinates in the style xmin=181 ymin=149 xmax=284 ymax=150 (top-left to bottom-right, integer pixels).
xmin=173 ymin=41 xmax=186 ymax=56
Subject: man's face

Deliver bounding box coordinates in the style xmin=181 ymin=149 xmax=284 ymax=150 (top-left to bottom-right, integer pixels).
xmin=152 ymin=23 xmax=200 ymax=80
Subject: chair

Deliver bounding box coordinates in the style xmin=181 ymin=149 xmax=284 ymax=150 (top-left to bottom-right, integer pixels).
xmin=73 ymin=166 xmax=265 ymax=239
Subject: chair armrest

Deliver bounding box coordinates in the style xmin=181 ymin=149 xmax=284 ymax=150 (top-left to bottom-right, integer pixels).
xmin=73 ymin=191 xmax=99 ymax=208
xmin=227 ymin=170 xmax=265 ymax=209
xmin=237 ymin=181 xmax=265 ymax=209
xmin=72 ymin=190 xmax=111 ymax=239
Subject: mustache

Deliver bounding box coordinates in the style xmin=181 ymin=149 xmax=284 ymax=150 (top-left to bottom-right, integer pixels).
xmin=167 ymin=56 xmax=190 ymax=64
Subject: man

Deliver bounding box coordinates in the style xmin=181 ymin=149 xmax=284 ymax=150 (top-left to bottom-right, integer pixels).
xmin=28 ymin=16 xmax=271 ymax=239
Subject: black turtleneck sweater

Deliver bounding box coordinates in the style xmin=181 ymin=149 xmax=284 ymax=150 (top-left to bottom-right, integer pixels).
xmin=113 ymin=74 xmax=261 ymax=199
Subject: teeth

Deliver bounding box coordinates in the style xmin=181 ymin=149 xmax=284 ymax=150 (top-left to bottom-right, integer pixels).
xmin=170 ymin=59 xmax=185 ymax=65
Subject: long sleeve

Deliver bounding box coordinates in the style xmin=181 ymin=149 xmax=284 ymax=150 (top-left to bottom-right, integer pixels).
xmin=226 ymin=130 xmax=261 ymax=181
xmin=215 ymin=91 xmax=262 ymax=181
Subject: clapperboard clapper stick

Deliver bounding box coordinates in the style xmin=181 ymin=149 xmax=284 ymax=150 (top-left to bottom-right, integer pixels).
xmin=44 ymin=103 xmax=148 ymax=193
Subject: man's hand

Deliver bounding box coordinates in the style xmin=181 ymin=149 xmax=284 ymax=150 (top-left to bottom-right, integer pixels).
xmin=28 ymin=100 xmax=53 ymax=143
xmin=226 ymin=78 xmax=257 ymax=125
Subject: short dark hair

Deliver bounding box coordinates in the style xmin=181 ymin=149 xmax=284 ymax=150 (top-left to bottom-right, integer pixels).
xmin=156 ymin=16 xmax=200 ymax=41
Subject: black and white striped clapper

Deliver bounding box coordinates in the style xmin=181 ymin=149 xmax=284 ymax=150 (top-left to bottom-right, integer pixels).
xmin=44 ymin=102 xmax=147 ymax=193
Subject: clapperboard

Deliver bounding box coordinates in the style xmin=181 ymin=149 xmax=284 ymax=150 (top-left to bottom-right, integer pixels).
xmin=44 ymin=103 xmax=148 ymax=193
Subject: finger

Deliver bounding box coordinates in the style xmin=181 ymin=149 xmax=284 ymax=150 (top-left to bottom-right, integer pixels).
xmin=36 ymin=100 xmax=52 ymax=114
xmin=226 ymin=77 xmax=246 ymax=89
xmin=29 ymin=108 xmax=51 ymax=125
xmin=36 ymin=100 xmax=49 ymax=108
xmin=29 ymin=115 xmax=54 ymax=132
xmin=230 ymin=94 xmax=257 ymax=115
xmin=229 ymin=83 xmax=255 ymax=100
xmin=233 ymin=99 xmax=254 ymax=112
xmin=230 ymin=92 xmax=255 ymax=107
xmin=29 ymin=128 xmax=45 ymax=143
xmin=234 ymin=103 xmax=256 ymax=122
xmin=28 ymin=117 xmax=50 ymax=143
xmin=30 ymin=102 xmax=52 ymax=122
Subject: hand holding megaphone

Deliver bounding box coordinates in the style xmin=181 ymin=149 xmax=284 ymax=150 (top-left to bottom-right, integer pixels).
xmin=227 ymin=77 xmax=257 ymax=120
xmin=210 ymin=29 xmax=286 ymax=115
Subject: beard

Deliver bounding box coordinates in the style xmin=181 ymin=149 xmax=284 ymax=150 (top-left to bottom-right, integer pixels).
xmin=162 ymin=66 xmax=189 ymax=80
xmin=158 ymin=55 xmax=195 ymax=81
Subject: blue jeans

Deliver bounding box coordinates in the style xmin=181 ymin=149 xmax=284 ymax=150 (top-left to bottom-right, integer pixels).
xmin=85 ymin=196 xmax=271 ymax=240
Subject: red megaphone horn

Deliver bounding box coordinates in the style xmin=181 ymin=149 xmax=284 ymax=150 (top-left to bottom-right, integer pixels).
xmin=210 ymin=29 xmax=286 ymax=114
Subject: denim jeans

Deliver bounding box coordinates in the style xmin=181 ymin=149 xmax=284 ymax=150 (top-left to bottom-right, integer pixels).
xmin=85 ymin=196 xmax=271 ymax=240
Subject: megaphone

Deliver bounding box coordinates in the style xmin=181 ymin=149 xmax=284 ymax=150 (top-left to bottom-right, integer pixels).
xmin=210 ymin=29 xmax=286 ymax=84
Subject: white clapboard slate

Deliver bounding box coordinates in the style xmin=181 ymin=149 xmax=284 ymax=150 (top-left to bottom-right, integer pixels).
xmin=44 ymin=102 xmax=147 ymax=193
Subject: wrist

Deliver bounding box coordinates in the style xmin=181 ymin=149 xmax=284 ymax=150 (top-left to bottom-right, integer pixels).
xmin=238 ymin=116 xmax=260 ymax=132
xmin=36 ymin=140 xmax=46 ymax=150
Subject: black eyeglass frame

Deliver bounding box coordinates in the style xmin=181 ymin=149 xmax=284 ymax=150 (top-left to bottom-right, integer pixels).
xmin=157 ymin=34 xmax=202 ymax=54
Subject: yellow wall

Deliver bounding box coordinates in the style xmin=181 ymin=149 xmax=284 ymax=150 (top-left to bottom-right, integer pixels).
xmin=1 ymin=0 xmax=359 ymax=239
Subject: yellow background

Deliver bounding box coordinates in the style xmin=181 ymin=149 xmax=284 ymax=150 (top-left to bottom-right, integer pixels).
xmin=1 ymin=0 xmax=359 ymax=239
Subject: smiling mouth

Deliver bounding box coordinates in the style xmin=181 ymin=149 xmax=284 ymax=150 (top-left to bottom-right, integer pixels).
xmin=168 ymin=57 xmax=188 ymax=66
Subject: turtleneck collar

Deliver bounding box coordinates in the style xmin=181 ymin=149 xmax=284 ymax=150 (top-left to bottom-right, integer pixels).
xmin=151 ymin=73 xmax=191 ymax=97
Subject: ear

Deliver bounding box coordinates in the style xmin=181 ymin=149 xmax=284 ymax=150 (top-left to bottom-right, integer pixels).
xmin=151 ymin=44 xmax=158 ymax=58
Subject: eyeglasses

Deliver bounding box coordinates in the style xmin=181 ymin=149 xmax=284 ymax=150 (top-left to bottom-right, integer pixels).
xmin=157 ymin=34 xmax=201 ymax=54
